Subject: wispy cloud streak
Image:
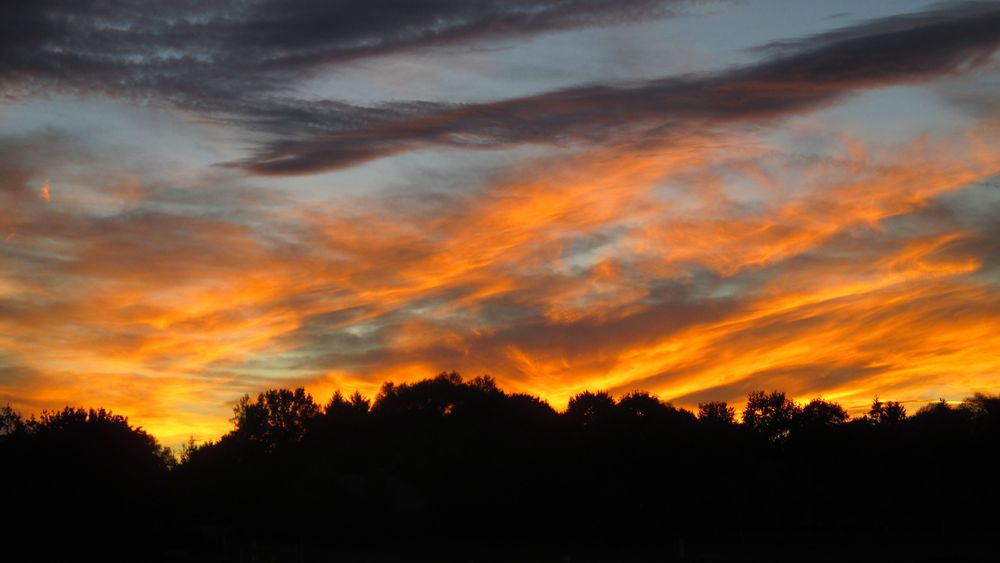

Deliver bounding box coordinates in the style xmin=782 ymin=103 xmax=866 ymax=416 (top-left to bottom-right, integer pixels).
xmin=1 ymin=0 xmax=688 ymax=105
xmin=3 ymin=121 xmax=1000 ymax=443
xmin=235 ymin=2 xmax=1000 ymax=174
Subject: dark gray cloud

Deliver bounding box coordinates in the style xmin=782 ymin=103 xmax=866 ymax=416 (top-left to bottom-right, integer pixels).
xmin=0 ymin=0 xmax=682 ymax=103
xmin=0 ymin=0 xmax=705 ymax=179
xmin=10 ymin=2 xmax=998 ymax=177
xmin=230 ymin=1 xmax=1000 ymax=174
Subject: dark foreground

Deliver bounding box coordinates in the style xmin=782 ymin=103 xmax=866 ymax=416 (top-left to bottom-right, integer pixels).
xmin=3 ymin=373 xmax=999 ymax=561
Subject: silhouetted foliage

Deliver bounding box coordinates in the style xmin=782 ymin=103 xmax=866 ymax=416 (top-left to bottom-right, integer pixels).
xmin=326 ymin=389 xmax=371 ymax=417
xmin=28 ymin=406 xmax=175 ymax=471
xmin=616 ymin=390 xmax=667 ymax=417
xmin=916 ymin=398 xmax=954 ymax=417
xmin=566 ymin=389 xmax=616 ymax=428
xmin=0 ymin=405 xmax=174 ymax=557
xmin=178 ymin=434 xmax=204 ymax=464
xmin=797 ymin=398 xmax=849 ymax=430
xmin=7 ymin=376 xmax=1000 ymax=561
xmin=698 ymin=400 xmax=736 ymax=425
xmin=868 ymin=396 xmax=907 ymax=426
xmin=961 ymin=392 xmax=1000 ymax=418
xmin=743 ymin=390 xmax=800 ymax=441
xmin=0 ymin=404 xmax=23 ymax=437
xmin=231 ymin=387 xmax=320 ymax=449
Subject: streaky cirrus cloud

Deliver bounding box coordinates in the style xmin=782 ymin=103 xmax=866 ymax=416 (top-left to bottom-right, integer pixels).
xmin=0 ymin=0 xmax=693 ymax=106
xmin=233 ymin=1 xmax=1000 ymax=174
xmin=7 ymin=1 xmax=999 ymax=179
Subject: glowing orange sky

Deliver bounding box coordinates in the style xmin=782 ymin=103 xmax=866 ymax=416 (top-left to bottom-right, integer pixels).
xmin=3 ymin=1 xmax=1000 ymax=447
xmin=3 ymin=122 xmax=999 ymax=446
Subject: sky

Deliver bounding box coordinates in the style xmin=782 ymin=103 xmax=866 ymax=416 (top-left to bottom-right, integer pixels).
xmin=3 ymin=0 xmax=1000 ymax=447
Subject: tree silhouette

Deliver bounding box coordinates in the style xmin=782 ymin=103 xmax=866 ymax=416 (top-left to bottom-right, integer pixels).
xmin=961 ymin=392 xmax=1000 ymax=419
xmin=615 ymin=390 xmax=696 ymax=442
xmin=325 ymin=390 xmax=371 ymax=417
xmin=6 ymin=376 xmax=1000 ymax=560
xmin=0 ymin=404 xmax=23 ymax=437
xmin=698 ymin=401 xmax=736 ymax=425
xmin=743 ymin=390 xmax=800 ymax=441
xmin=615 ymin=390 xmax=672 ymax=419
xmin=371 ymin=371 xmax=469 ymax=416
xmin=566 ymin=390 xmax=616 ymax=429
xmin=916 ymin=398 xmax=953 ymax=417
xmin=0 ymin=405 xmax=175 ymax=557
xmin=868 ymin=396 xmax=907 ymax=426
xmin=231 ymin=387 xmax=320 ymax=449
xmin=961 ymin=392 xmax=1000 ymax=438
xmin=796 ymin=398 xmax=848 ymax=431
xmin=28 ymin=406 xmax=174 ymax=470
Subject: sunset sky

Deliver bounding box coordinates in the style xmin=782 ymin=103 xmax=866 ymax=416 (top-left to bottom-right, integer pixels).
xmin=3 ymin=0 xmax=1000 ymax=447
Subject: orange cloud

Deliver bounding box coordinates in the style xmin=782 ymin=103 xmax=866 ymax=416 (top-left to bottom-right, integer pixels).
xmin=2 ymin=123 xmax=1000 ymax=447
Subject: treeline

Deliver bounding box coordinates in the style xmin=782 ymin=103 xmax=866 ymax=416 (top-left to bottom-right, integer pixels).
xmin=3 ymin=372 xmax=1000 ymax=561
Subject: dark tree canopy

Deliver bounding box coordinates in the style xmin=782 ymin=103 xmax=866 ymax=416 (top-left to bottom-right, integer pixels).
xmin=698 ymin=400 xmax=736 ymax=425
xmin=962 ymin=392 xmax=1000 ymax=418
xmin=27 ymin=406 xmax=175 ymax=472
xmin=565 ymin=390 xmax=616 ymax=427
xmin=743 ymin=390 xmax=801 ymax=441
xmin=231 ymin=387 xmax=321 ymax=449
xmin=326 ymin=390 xmax=371 ymax=417
xmin=5 ymin=375 xmax=1000 ymax=561
xmin=0 ymin=404 xmax=23 ymax=437
xmin=797 ymin=398 xmax=849 ymax=430
xmin=868 ymin=396 xmax=907 ymax=425
xmin=616 ymin=390 xmax=669 ymax=417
